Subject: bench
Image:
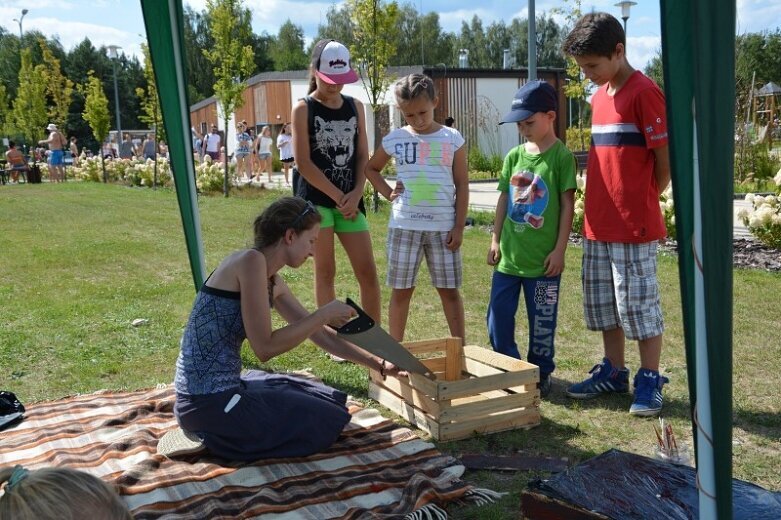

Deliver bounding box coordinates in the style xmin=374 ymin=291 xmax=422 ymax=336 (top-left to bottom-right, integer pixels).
xmin=1 ymin=157 xmax=29 ymax=184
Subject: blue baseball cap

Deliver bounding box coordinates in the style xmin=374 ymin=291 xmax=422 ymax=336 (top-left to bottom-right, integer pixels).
xmin=499 ymin=81 xmax=558 ymax=124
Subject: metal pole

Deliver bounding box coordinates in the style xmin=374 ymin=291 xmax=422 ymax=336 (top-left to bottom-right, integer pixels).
xmin=420 ymin=0 xmax=424 ymax=66
xmin=111 ymin=59 xmax=122 ymax=162
xmin=528 ymin=0 xmax=537 ymax=80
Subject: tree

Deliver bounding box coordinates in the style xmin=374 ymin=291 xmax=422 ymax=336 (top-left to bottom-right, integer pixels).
xmin=184 ymin=6 xmax=217 ymax=101
xmin=9 ymin=49 xmax=47 ymax=150
xmin=348 ymin=0 xmax=400 ymax=146
xmin=347 ymin=0 xmax=400 ymax=210
xmin=313 ymin=5 xmax=355 ymax=50
xmin=554 ymin=0 xmax=591 ymax=149
xmin=390 ymin=6 xmax=453 ymax=67
xmin=644 ymin=49 xmax=664 ymax=91
xmin=38 ymin=38 xmax=74 ymax=131
xmin=0 ymin=83 xmax=10 ymax=139
xmin=79 ymin=71 xmax=111 ymax=181
xmin=203 ymin=0 xmax=255 ymax=196
xmin=270 ymin=21 xmax=308 ymax=71
xmin=135 ymin=43 xmax=163 ymax=142
xmin=249 ymin=32 xmax=275 ymax=75
xmin=456 ymin=16 xmax=490 ymax=67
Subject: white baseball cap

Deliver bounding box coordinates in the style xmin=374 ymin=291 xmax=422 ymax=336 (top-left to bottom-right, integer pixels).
xmin=46 ymin=123 xmax=58 ymax=131
xmin=312 ymin=39 xmax=358 ymax=85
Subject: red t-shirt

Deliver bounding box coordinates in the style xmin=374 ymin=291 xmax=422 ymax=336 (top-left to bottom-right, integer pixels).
xmin=584 ymin=71 xmax=668 ymax=242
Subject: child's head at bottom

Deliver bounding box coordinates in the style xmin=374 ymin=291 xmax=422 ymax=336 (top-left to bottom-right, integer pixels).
xmin=0 ymin=465 xmax=132 ymax=520
xmin=499 ymin=80 xmax=558 ymax=143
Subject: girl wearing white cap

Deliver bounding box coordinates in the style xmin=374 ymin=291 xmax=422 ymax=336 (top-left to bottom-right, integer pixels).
xmin=291 ymin=39 xmax=381 ymax=329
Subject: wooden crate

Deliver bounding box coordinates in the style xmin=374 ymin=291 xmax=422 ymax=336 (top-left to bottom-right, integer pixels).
xmin=368 ymin=337 xmax=540 ymax=441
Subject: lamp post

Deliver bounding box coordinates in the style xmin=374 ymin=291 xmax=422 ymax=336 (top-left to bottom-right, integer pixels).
xmin=12 ymin=8 xmax=28 ymax=41
xmin=107 ymin=45 xmax=122 ymax=168
xmin=615 ymin=1 xmax=637 ymax=38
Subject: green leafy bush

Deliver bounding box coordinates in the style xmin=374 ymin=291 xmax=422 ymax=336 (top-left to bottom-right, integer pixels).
xmin=739 ymin=187 xmax=781 ymax=249
xmin=565 ymin=127 xmax=591 ymax=153
xmin=572 ymin=174 xmax=585 ymax=234
xmin=735 ymin=142 xmax=781 ymax=182
xmin=467 ymin=146 xmax=502 ymax=176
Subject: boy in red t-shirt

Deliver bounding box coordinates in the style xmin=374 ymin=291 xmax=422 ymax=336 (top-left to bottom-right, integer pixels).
xmin=562 ymin=12 xmax=671 ymax=417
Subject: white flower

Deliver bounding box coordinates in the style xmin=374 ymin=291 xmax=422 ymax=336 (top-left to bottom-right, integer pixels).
xmin=576 ymin=175 xmax=586 ymax=191
xmin=662 ymin=185 xmax=673 ymax=199
xmin=575 ymin=199 xmax=584 ymax=210
xmin=765 ymin=195 xmax=777 ymax=205
xmin=575 ymin=208 xmax=584 ymax=217
xmin=772 ymin=214 xmax=781 ymax=226
xmin=755 ymin=195 xmax=765 ymax=206
xmin=737 ymin=208 xmax=749 ymax=220
xmin=670 ymin=216 xmax=675 ymax=226
xmin=749 ymin=215 xmax=762 ymax=228
xmin=746 ymin=193 xmax=755 ymax=203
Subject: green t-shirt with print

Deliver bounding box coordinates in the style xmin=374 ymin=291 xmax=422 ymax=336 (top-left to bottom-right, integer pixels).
xmin=497 ymin=139 xmax=577 ymax=278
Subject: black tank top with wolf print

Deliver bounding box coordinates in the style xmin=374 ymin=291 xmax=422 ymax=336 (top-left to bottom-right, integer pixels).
xmin=296 ymin=95 xmax=366 ymax=214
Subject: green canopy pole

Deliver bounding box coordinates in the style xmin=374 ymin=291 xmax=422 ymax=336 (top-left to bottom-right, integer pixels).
xmin=140 ymin=0 xmax=206 ymax=291
xmin=661 ymin=1 xmax=734 ymax=518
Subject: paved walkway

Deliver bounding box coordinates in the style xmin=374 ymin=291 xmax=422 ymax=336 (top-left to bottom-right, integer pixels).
xmin=468 ymin=180 xmax=752 ymax=238
xmin=261 ymin=171 xmax=752 ymax=238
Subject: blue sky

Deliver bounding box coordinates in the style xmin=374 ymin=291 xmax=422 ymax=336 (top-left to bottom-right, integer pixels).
xmin=1 ymin=0 xmax=780 ymax=74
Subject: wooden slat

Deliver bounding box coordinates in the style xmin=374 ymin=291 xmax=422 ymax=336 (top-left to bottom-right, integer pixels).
xmin=407 ymin=372 xmax=439 ymax=396
xmin=368 ymin=383 xmax=440 ymax=438
xmin=369 ymin=370 xmax=441 ymax=416
xmin=402 ymin=338 xmax=449 ymax=356
xmin=463 ymin=358 xmax=532 ymax=394
xmin=422 ymin=357 xmax=447 ymax=374
xmin=445 ymin=337 xmax=464 ymax=381
xmin=438 ymin=409 xmax=540 ymax=441
xmin=437 ymin=370 xmax=538 ymax=400
xmin=464 ymin=345 xmax=539 ymax=372
xmin=441 ymin=392 xmax=538 ymax=422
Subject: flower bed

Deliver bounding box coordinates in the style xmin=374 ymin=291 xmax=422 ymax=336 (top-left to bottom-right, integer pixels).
xmin=67 ymin=155 xmax=239 ymax=194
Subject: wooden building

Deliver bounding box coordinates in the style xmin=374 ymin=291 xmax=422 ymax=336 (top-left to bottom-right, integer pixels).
xmin=190 ymin=66 xmax=566 ymax=159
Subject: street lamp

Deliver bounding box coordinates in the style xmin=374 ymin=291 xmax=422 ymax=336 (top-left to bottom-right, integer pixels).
xmin=107 ymin=45 xmax=123 ymax=165
xmin=615 ymin=1 xmax=637 ymax=38
xmin=12 ymin=8 xmax=29 ymax=40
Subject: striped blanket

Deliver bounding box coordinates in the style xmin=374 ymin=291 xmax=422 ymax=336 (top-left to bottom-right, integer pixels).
xmin=0 ymin=385 xmax=496 ymax=519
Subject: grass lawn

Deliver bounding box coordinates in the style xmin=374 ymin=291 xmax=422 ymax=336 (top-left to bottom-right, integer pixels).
xmin=2 ymin=182 xmax=780 ymax=517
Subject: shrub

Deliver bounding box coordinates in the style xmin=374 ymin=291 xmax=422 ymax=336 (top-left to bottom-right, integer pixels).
xmin=739 ymin=189 xmax=781 ymax=249
xmin=196 ymin=159 xmax=227 ymax=194
xmin=735 ymin=142 xmax=781 ymax=183
xmin=468 ymin=146 xmax=502 ymax=176
xmin=565 ymin=126 xmax=591 ymax=153
xmin=572 ymin=174 xmax=585 ymax=234
xmin=659 ymin=185 xmax=676 ymax=240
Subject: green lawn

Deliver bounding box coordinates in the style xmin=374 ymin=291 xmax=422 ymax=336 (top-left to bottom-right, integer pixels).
xmin=2 ymin=182 xmax=779 ymax=517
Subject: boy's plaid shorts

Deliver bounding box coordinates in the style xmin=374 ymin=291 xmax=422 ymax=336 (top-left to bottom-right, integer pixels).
xmin=581 ymin=239 xmax=664 ymax=340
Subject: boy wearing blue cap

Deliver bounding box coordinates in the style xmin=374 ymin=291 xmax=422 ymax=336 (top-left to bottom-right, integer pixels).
xmin=487 ymin=80 xmax=577 ymax=397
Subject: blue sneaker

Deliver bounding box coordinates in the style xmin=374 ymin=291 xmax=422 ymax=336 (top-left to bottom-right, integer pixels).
xmin=630 ymin=369 xmax=669 ymax=417
xmin=565 ymin=358 xmax=629 ymax=399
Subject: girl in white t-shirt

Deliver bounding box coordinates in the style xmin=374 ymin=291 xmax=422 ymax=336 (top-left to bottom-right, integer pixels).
xmin=254 ymin=126 xmax=273 ymax=183
xmin=364 ymin=73 xmax=468 ymax=344
xmin=276 ymin=122 xmax=294 ymax=186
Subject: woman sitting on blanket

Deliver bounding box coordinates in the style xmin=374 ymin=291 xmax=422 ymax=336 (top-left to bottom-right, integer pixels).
xmin=173 ymin=196 xmax=402 ymax=461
